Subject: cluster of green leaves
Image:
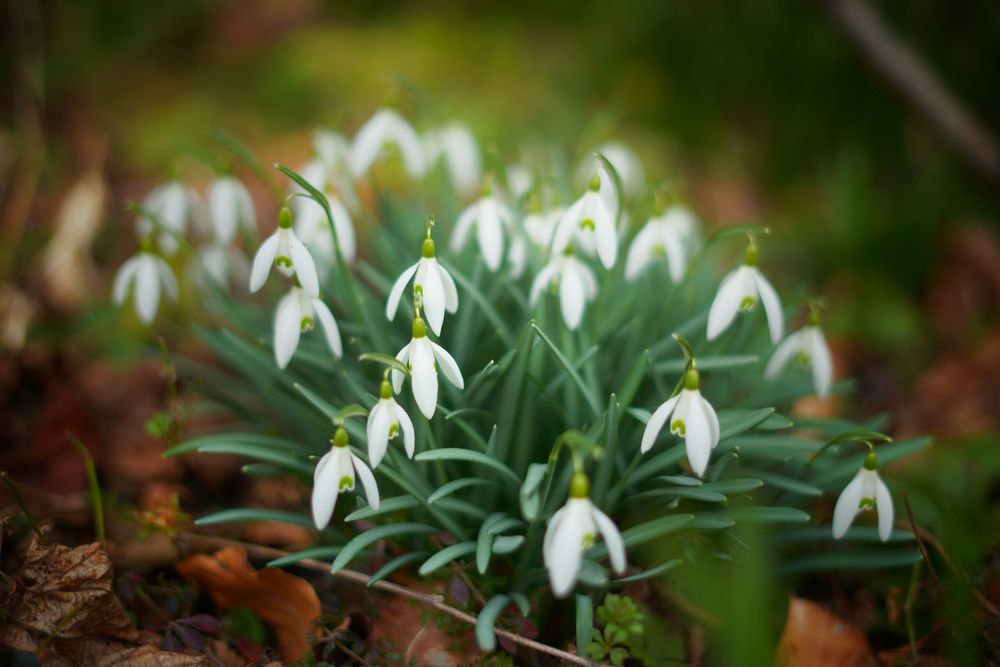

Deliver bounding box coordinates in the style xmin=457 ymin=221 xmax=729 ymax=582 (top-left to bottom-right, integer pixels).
xmin=159 ymin=142 xmax=928 ymax=652
xmin=583 ymin=594 xmax=644 ymax=666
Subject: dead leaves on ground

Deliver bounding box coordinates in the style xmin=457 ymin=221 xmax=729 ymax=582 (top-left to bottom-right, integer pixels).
xmin=777 ymin=597 xmax=875 ymax=667
xmin=175 ymin=545 xmax=320 ymax=662
xmin=0 ymin=537 xmax=205 ymax=666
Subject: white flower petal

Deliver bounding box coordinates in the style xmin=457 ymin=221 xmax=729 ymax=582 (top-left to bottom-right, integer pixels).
xmin=436 ymin=262 xmax=459 ymax=313
xmin=450 ymin=201 xmax=479 ymax=254
xmin=592 ymin=198 xmax=618 ymax=269
xmin=410 ymin=340 xmax=438 ymax=419
xmin=155 ymin=257 xmax=179 ymax=302
xmin=832 ymin=470 xmax=865 ymax=539
xmin=546 ymin=501 xmax=588 ymax=598
xmin=529 ymin=262 xmax=559 ymax=307
xmin=329 ymin=197 xmax=357 ymax=262
xmin=418 ymin=259 xmax=446 ymax=335
xmin=875 ymin=475 xmax=894 ymax=542
xmin=350 ymin=112 xmax=388 ymax=176
xmin=208 ymin=178 xmax=239 ymax=244
xmin=273 ymin=292 xmax=302 ymax=368
xmin=753 ymin=270 xmax=784 ymax=344
xmin=135 ymin=256 xmax=161 ymax=324
xmin=430 ymin=341 xmax=464 ymax=389
xmin=640 ymin=394 xmax=680 ymax=454
xmin=249 ymin=232 xmax=280 ymax=292
xmin=624 ymin=223 xmax=657 ymax=281
xmin=112 ymin=256 xmax=142 ymax=305
xmin=391 ymin=344 xmax=410 ymax=394
xmin=559 ymin=260 xmax=587 ymax=330
xmin=809 ymin=327 xmax=834 ymax=398
xmin=312 ymin=299 xmax=343 ymax=358
xmin=366 ymin=401 xmax=391 ymax=468
xmin=396 ymin=402 xmax=416 ymax=458
xmin=386 ymin=262 xmax=419 ymax=322
xmin=351 ymin=453 xmax=381 ymax=510
xmin=700 ymin=396 xmax=720 ymax=449
xmin=590 ymin=505 xmax=626 ymax=575
xmin=662 ymin=233 xmax=686 ymax=283
xmin=683 ymin=394 xmax=712 ymax=477
xmin=289 ymin=236 xmax=320 ymax=297
xmin=477 ymin=201 xmax=504 ymax=271
xmin=312 ymin=450 xmax=341 ymax=530
xmin=706 ymin=267 xmax=747 ymax=340
xmin=551 ymin=198 xmax=585 ymax=256
xmin=764 ymin=331 xmax=801 ymax=380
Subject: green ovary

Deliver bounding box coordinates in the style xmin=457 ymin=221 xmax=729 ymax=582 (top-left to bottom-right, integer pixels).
xmin=671 ymin=419 xmax=686 ymax=436
xmin=339 ymin=475 xmax=355 ymax=492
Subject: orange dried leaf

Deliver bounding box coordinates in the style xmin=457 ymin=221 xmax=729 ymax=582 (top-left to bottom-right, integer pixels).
xmin=776 ymin=597 xmax=875 ymax=667
xmin=175 ymin=545 xmax=320 ymax=662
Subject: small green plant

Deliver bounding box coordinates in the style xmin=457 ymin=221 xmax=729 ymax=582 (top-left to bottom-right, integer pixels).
xmin=585 ymin=594 xmax=645 ymax=666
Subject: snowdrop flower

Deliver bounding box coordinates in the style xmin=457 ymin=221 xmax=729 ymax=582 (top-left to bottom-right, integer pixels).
xmin=350 ymin=108 xmax=426 ymax=179
xmin=450 ymin=182 xmax=514 ymax=271
xmin=366 ymin=379 xmax=415 ymax=468
xmin=505 ymin=164 xmax=533 ymax=201
xmin=207 ymin=176 xmax=256 ymax=244
xmin=198 ymin=243 xmax=249 ymax=290
xmin=524 ymin=207 xmax=562 ymax=252
xmin=424 ymin=122 xmax=482 ymax=197
xmin=139 ymin=180 xmax=200 ymax=254
xmin=273 ymin=284 xmax=342 ymax=369
xmin=543 ymin=472 xmax=625 ymax=599
xmin=312 ymin=427 xmax=380 ymax=530
xmin=640 ymin=369 xmax=720 ymax=477
xmin=391 ymin=316 xmax=464 ymax=419
xmin=249 ymin=207 xmax=320 ymax=298
xmin=293 ymin=186 xmax=357 ymax=267
xmin=551 ymin=174 xmax=618 ymax=269
xmin=529 ymin=251 xmax=597 ymax=330
xmin=507 ymin=233 xmax=528 ymax=279
xmin=386 ymin=235 xmax=458 ymax=336
xmin=832 ymin=452 xmax=894 ymax=542
xmin=706 ymin=244 xmax=783 ymax=343
xmin=314 ymin=129 xmax=353 ymax=174
xmin=577 ymin=142 xmax=645 ymax=198
xmin=304 ymin=130 xmax=361 ymax=212
xmin=625 ymin=204 xmax=700 ymax=283
xmin=765 ymin=312 xmax=834 ymax=397
xmin=112 ymin=244 xmax=178 ymax=324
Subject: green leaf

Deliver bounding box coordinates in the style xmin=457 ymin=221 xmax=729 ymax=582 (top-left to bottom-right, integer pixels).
xmin=728 ymin=506 xmax=811 ymax=524
xmin=359 ymin=352 xmax=410 ymax=377
xmin=718 ymin=408 xmax=776 ymax=441
xmin=476 ymin=514 xmax=502 ymax=574
xmin=810 ymin=436 xmax=931 ymax=489
xmin=440 ymin=261 xmax=514 ymax=346
xmin=613 ymin=558 xmax=684 ymax=584
xmin=185 ymin=442 xmax=313 ymax=475
xmin=293 ymin=382 xmax=338 ymax=421
xmin=418 ymin=541 xmax=477 ymax=576
xmin=164 ymin=433 xmax=306 ymax=458
xmin=702 ymin=478 xmax=764 ymax=494
xmin=578 ymin=559 xmax=608 ymax=587
xmin=576 ymin=594 xmax=593 ymax=656
xmin=591 ymin=514 xmax=693 ymax=559
xmin=195 ymin=508 xmax=313 ymax=528
xmin=774 ymin=526 xmax=915 ymax=544
xmin=654 ymin=355 xmax=759 ymax=373
xmin=367 ymin=551 xmax=429 ymax=587
xmin=415 ymin=448 xmax=520 ymax=485
xmin=492 ymin=535 xmax=524 ymax=554
xmin=779 ymin=549 xmax=921 ymax=573
xmin=476 ymin=594 xmax=510 ymax=652
xmin=747 ymin=470 xmax=823 ymax=497
xmin=267 ymin=546 xmax=342 ymax=568
xmin=520 ymin=463 xmax=547 ymax=521
xmin=593 ymin=394 xmax=619 ymax=504
xmin=531 ymin=322 xmax=602 ymax=417
xmin=688 ymin=512 xmax=736 ymax=530
xmin=344 ymin=495 xmax=419 ymax=521
xmin=428 ymin=477 xmax=494 ymax=504
xmin=331 ymin=523 xmax=437 ymax=573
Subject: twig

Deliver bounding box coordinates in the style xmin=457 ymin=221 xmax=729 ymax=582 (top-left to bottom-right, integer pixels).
xmin=175 ymin=532 xmax=604 ymax=667
xmin=333 ymin=637 xmax=372 ymax=667
xmin=901 ymin=494 xmax=947 ymax=603
xmin=823 ymin=0 xmax=1000 ymax=188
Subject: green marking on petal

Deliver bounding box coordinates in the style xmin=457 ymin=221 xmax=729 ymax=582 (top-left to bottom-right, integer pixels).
xmin=276 ymin=256 xmax=292 ymax=269
xmin=388 ymin=422 xmax=399 ymax=440
xmin=858 ymin=497 xmax=875 ymax=511
xmin=652 ymin=244 xmax=667 ymax=258
xmin=671 ymin=419 xmax=686 ymax=436
xmin=339 ymin=475 xmax=354 ymax=492
xmin=300 ymin=316 xmax=314 ymax=332
xmin=579 ymin=218 xmax=596 ymax=232
xmin=794 ymin=351 xmax=811 ymax=368
xmin=581 ymin=532 xmax=596 ymax=549
xmin=739 ymin=295 xmax=756 ymax=311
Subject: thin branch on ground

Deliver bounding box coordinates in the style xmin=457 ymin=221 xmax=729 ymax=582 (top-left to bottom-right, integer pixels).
xmin=175 ymin=531 xmax=604 ymax=667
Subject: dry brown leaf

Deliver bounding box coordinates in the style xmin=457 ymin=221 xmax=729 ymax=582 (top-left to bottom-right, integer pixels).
xmin=0 ymin=537 xmax=205 ymax=666
xmin=776 ymin=597 xmax=875 ymax=667
xmin=175 ymin=545 xmax=320 ymax=662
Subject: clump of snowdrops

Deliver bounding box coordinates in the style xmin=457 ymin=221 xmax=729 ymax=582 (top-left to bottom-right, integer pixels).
xmin=114 ymin=108 xmax=927 ymax=654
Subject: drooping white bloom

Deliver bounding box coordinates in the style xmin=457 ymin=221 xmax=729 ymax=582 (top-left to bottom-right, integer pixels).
xmin=640 ymin=369 xmax=720 ymax=478
xmin=625 ymin=204 xmax=700 ymax=283
xmin=366 ymin=379 xmax=415 ymax=468
xmin=507 ymin=233 xmax=528 ymax=279
xmin=112 ymin=249 xmax=178 ymax=324
xmin=765 ymin=323 xmax=834 ymax=397
xmin=139 ymin=181 xmax=200 ymax=254
xmin=424 ymin=123 xmax=482 ymax=197
xmin=706 ymin=245 xmax=783 ymax=344
xmin=314 ymin=129 xmax=353 ymax=175
xmin=529 ymin=253 xmax=598 ymax=330
xmin=832 ymin=453 xmax=893 ymax=542
xmin=577 ymin=142 xmax=645 ymax=198
xmin=450 ymin=187 xmax=514 ymax=271
xmin=543 ymin=473 xmax=626 ymax=599
xmin=306 ymin=129 xmax=361 ymax=212
xmin=551 ymin=174 xmax=618 ymax=269
xmin=291 ymin=162 xmax=357 ymax=268
xmin=350 ymin=108 xmax=426 ymax=179
xmin=386 ymin=237 xmax=458 ymax=336
xmin=249 ymin=207 xmax=320 ymax=298
xmin=505 ymin=164 xmax=533 ymax=201
xmin=207 ymin=176 xmax=256 ymax=244
xmin=273 ymin=286 xmax=342 ymax=369
xmin=523 ymin=206 xmax=563 ymax=252
xmin=391 ymin=317 xmax=464 ymax=419
xmin=312 ymin=428 xmax=380 ymax=530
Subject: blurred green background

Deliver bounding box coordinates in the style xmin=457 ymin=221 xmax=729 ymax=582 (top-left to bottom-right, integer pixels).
xmin=4 ymin=1 xmax=1000 ymax=662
